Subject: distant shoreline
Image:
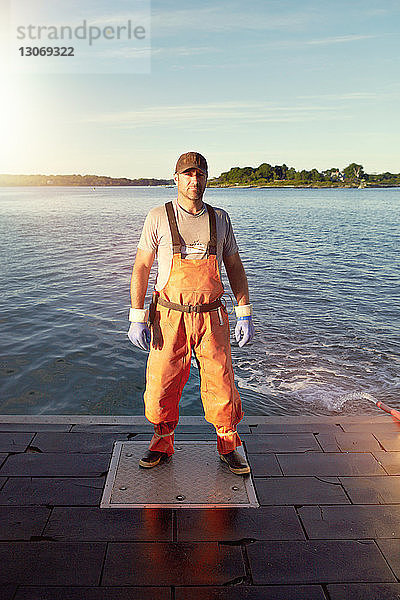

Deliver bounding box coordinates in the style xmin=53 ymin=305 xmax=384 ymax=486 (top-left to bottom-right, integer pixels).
xmin=0 ymin=174 xmax=174 ymax=187
xmin=0 ymin=183 xmax=398 ymax=189
xmin=0 ymin=184 xmax=175 ymax=188
xmin=207 ymin=183 xmax=400 ymax=189
xmin=0 ymin=174 xmax=398 ymax=189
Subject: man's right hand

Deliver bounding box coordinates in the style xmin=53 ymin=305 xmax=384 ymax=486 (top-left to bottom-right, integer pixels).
xmin=128 ymin=322 xmax=151 ymax=351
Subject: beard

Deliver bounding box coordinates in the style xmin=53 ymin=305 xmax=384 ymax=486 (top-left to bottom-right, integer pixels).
xmin=185 ymin=186 xmax=203 ymax=200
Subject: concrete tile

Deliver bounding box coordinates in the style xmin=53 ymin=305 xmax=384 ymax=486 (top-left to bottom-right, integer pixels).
xmin=247 ymin=540 xmax=395 ymax=584
xmin=132 ymin=433 xmax=215 ymax=441
xmin=0 ymin=424 xmax=71 ymax=432
xmin=340 ymin=422 xmax=400 ymax=433
xmin=176 ymin=586 xmax=326 ymax=600
xmin=0 ymin=453 xmax=110 ymax=477
xmin=244 ymin=433 xmax=321 ymax=453
xmin=0 ymin=433 xmax=35 ymax=452
xmin=0 ymin=585 xmax=17 ymax=600
xmin=376 ymin=539 xmax=400 ymax=579
xmin=170 ymin=425 xmax=215 ymax=433
xmin=177 ymin=507 xmax=305 ymax=541
xmin=102 ymin=542 xmax=245 ymax=586
xmin=298 ymin=505 xmax=400 ymax=539
xmin=15 ymin=588 xmax=169 ymax=600
xmin=373 ymin=451 xmax=400 ymax=474
xmin=0 ymin=477 xmax=104 ymax=506
xmin=277 ymin=452 xmax=386 ymax=476
xmin=69 ymin=423 xmax=254 ymax=433
xmin=254 ymin=477 xmax=349 ymax=505
xmin=247 ymin=454 xmax=282 ymax=476
xmin=0 ymin=541 xmax=106 ymax=585
xmin=71 ymin=424 xmax=154 ymax=433
xmin=31 ymin=432 xmax=132 ymax=453
xmin=14 ymin=586 xmax=171 ymax=600
xmin=174 ymin=433 xmax=215 ymax=440
xmin=44 ymin=507 xmax=173 ymax=541
xmin=0 ymin=478 xmax=6 ymax=491
xmin=0 ymin=506 xmax=50 ymax=540
xmin=0 ymin=455 xmax=8 ymax=468
xmin=328 ymin=583 xmax=400 ymax=600
xmin=340 ymin=476 xmax=400 ymax=504
xmin=372 ymin=432 xmax=400 ymax=451
xmin=316 ymin=432 xmax=383 ymax=452
xmin=250 ymin=423 xmax=341 ymax=433
xmin=238 ymin=424 xmax=251 ymax=434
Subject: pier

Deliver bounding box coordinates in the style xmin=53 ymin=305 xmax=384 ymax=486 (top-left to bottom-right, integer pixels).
xmin=0 ymin=414 xmax=400 ymax=599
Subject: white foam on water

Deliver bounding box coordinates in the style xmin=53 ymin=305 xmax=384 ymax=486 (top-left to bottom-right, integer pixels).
xmin=334 ymin=391 xmax=378 ymax=405
xmin=233 ymin=336 xmax=395 ymax=414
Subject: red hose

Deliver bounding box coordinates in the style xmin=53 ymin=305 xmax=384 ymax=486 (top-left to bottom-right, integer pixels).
xmin=376 ymin=400 xmax=400 ymax=422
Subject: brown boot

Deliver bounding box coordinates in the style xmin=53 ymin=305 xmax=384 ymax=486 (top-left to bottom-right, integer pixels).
xmin=220 ymin=450 xmax=251 ymax=475
xmin=139 ymin=449 xmax=169 ymax=468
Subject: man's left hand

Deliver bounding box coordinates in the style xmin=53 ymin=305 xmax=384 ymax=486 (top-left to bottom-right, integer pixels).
xmin=235 ymin=316 xmax=255 ymax=347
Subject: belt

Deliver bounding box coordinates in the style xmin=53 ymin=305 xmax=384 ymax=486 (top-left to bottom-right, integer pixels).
xmin=156 ymin=296 xmax=223 ymax=314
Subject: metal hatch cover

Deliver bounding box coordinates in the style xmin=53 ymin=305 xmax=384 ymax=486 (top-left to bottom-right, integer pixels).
xmin=101 ymin=441 xmax=259 ymax=508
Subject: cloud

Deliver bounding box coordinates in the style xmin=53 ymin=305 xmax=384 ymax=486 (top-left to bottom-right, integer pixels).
xmin=92 ymin=47 xmax=151 ymax=59
xmin=297 ymin=90 xmax=400 ymax=102
xmin=89 ymin=13 xmax=150 ymax=28
xmin=149 ymin=33 xmax=388 ymax=67
xmin=83 ymin=100 xmax=347 ymax=129
xmin=151 ymin=45 xmax=220 ymax=58
xmin=72 ymin=4 xmax=303 ymax=34
xmin=305 ymin=34 xmax=379 ymax=45
xmin=151 ymin=4 xmax=313 ymax=35
xmin=297 ymin=92 xmax=380 ymax=101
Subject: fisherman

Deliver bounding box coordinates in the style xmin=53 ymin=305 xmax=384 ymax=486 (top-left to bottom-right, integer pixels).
xmin=128 ymin=152 xmax=255 ymax=475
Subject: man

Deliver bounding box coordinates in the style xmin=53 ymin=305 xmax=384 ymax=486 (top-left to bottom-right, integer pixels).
xmin=128 ymin=152 xmax=254 ymax=475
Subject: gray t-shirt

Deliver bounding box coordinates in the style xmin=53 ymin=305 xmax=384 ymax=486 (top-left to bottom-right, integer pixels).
xmin=138 ymin=199 xmax=239 ymax=291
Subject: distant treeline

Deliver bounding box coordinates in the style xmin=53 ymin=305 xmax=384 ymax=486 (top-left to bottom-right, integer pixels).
xmin=208 ymin=163 xmax=400 ymax=187
xmin=0 ymin=174 xmax=174 ymax=187
xmin=2 ymin=164 xmax=399 ymax=188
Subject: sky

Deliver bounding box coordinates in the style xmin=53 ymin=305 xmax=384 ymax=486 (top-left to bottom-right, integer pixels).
xmin=0 ymin=0 xmax=399 ymax=178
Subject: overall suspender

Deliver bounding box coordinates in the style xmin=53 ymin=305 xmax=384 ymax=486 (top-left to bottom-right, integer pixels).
xmin=165 ymin=201 xmax=217 ymax=257
xmin=152 ymin=201 xmax=222 ymax=315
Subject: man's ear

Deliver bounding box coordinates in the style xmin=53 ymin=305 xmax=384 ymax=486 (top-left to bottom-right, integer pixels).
xmin=173 ymin=173 xmax=178 ymax=185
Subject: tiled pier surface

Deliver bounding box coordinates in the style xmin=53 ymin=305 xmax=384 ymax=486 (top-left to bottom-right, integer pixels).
xmin=1 ymin=414 xmax=400 ymax=599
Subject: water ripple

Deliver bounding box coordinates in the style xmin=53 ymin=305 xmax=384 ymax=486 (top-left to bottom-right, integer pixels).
xmin=0 ymin=186 xmax=399 ymax=415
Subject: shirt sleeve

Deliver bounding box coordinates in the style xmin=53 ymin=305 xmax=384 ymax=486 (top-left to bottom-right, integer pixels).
xmin=222 ymin=212 xmax=239 ymax=257
xmin=137 ymin=209 xmax=159 ymax=253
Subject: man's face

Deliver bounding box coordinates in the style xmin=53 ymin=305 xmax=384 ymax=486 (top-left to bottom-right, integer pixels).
xmin=175 ymin=168 xmax=207 ymax=201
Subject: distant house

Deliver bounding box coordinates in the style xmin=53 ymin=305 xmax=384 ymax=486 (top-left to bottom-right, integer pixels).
xmin=329 ymin=170 xmax=345 ymax=182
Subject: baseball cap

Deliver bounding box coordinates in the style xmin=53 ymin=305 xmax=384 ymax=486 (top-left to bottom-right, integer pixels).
xmin=175 ymin=151 xmax=208 ymax=175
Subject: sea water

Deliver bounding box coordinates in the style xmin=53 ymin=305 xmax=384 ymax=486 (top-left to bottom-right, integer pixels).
xmin=0 ymin=186 xmax=399 ymax=415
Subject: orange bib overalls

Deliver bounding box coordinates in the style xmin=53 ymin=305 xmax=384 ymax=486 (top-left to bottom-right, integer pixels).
xmin=144 ymin=201 xmax=244 ymax=456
